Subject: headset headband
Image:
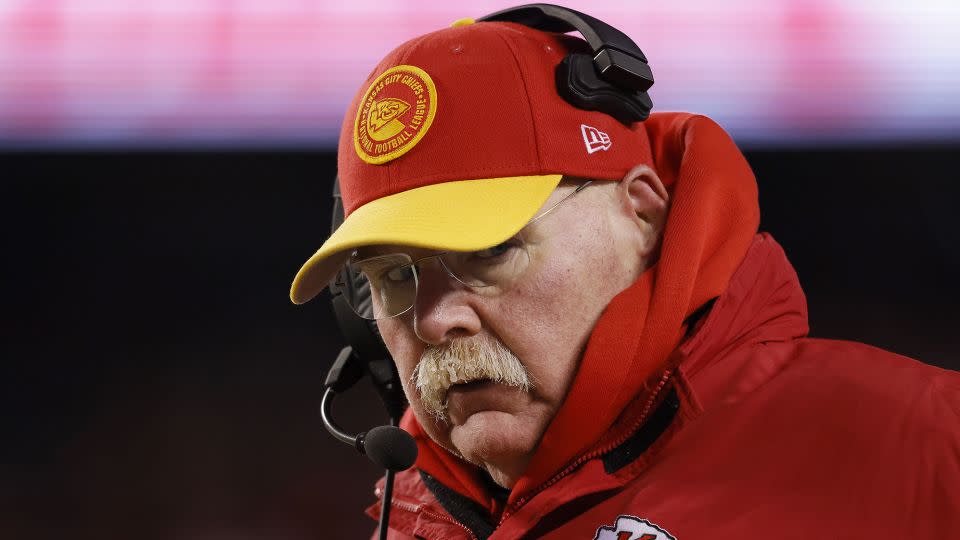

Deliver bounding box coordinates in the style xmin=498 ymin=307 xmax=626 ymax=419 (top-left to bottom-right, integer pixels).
xmin=479 ymin=3 xmax=654 ymax=124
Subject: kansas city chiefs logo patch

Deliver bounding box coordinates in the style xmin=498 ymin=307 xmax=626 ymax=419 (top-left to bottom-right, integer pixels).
xmin=594 ymin=515 xmax=676 ymax=540
xmin=353 ymin=64 xmax=437 ymax=165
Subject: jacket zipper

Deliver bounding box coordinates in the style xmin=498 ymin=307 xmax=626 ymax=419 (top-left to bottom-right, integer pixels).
xmin=389 ymin=498 xmax=478 ymax=539
xmin=383 ymin=369 xmax=675 ymax=536
xmin=498 ymin=370 xmax=675 ymax=524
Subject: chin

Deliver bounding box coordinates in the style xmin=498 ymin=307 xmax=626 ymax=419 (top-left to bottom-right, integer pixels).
xmin=447 ymin=410 xmax=544 ymax=484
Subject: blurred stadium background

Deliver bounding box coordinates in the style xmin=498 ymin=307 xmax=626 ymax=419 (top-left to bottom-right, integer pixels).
xmin=2 ymin=1 xmax=958 ymax=538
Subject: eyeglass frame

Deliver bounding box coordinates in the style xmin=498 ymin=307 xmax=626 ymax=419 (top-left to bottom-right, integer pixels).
xmin=344 ymin=179 xmax=593 ymax=320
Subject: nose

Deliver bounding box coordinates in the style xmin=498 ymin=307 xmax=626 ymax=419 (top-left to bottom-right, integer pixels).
xmin=412 ymin=258 xmax=482 ymax=345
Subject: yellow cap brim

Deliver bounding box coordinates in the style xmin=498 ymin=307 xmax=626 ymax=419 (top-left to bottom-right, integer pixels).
xmin=289 ymin=174 xmax=563 ymax=304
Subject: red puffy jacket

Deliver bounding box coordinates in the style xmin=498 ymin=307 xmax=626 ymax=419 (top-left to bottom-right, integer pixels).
xmin=368 ymin=233 xmax=960 ymax=539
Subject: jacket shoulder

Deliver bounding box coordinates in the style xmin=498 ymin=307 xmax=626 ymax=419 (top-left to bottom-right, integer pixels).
xmin=793 ymin=337 xmax=960 ymax=436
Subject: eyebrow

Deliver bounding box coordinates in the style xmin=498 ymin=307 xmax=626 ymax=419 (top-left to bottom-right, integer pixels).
xmin=352 ymin=244 xmax=424 ymax=261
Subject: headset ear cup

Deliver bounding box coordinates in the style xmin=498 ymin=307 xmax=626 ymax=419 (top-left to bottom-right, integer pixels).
xmin=556 ymin=53 xmax=652 ymax=124
xmin=329 ymin=176 xmax=372 ymax=319
xmin=329 ymin=176 xmax=405 ymax=419
xmin=329 ymin=176 xmax=389 ymax=355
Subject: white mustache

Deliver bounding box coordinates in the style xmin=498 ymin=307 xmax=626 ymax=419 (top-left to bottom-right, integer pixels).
xmin=413 ymin=335 xmax=532 ymax=422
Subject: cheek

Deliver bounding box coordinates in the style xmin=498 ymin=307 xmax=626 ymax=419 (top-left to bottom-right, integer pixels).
xmin=525 ymin=222 xmax=619 ymax=327
xmin=376 ymin=318 xmax=423 ymax=391
xmin=486 ymin=253 xmax=599 ymax=400
xmin=491 ymin=221 xmax=630 ymax=395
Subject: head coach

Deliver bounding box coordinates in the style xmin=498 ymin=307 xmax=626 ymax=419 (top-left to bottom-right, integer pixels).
xmin=288 ymin=5 xmax=960 ymax=539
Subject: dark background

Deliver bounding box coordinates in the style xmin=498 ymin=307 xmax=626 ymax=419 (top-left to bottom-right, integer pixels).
xmin=2 ymin=146 xmax=958 ymax=539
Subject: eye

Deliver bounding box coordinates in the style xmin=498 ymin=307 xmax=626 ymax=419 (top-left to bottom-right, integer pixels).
xmin=473 ymin=242 xmax=513 ymax=260
xmin=385 ymin=264 xmax=415 ymax=283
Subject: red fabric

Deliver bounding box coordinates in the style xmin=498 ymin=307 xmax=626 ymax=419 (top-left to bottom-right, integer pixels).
xmin=371 ymin=232 xmax=960 ymax=539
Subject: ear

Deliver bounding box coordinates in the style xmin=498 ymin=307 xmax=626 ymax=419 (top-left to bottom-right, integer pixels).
xmin=616 ymin=164 xmax=670 ymax=257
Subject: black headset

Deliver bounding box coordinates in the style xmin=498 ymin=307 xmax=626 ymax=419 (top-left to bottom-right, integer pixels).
xmin=319 ymin=5 xmax=653 ymax=538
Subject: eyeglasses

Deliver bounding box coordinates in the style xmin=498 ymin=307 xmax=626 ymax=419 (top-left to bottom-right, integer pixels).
xmin=340 ymin=180 xmax=593 ymax=320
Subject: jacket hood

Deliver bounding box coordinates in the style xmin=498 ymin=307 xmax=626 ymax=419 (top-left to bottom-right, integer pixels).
xmin=400 ymin=112 xmax=762 ymax=513
xmin=677 ymin=232 xmax=810 ymax=409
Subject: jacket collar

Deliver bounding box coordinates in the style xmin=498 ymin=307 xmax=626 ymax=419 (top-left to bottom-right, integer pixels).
xmin=677 ymin=232 xmax=810 ymax=410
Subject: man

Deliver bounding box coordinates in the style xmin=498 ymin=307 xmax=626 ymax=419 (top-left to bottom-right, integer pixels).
xmin=290 ymin=16 xmax=959 ymax=540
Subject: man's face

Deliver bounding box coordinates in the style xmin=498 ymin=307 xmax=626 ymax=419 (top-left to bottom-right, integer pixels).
xmin=372 ymin=181 xmax=648 ymax=488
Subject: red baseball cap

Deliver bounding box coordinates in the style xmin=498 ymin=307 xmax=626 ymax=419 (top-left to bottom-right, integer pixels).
xmin=290 ymin=18 xmax=653 ymax=304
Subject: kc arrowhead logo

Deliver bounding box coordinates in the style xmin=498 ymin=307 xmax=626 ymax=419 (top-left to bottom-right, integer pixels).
xmin=581 ymin=124 xmax=612 ymax=154
xmin=368 ymin=98 xmax=411 ymax=140
xmin=593 ymin=515 xmax=676 ymax=540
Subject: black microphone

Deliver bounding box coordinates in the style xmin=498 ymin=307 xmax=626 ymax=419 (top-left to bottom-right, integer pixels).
xmin=321 ymin=346 xmax=417 ymax=540
xmin=320 ymin=386 xmax=418 ymax=470
xmin=361 ymin=425 xmax=418 ymax=471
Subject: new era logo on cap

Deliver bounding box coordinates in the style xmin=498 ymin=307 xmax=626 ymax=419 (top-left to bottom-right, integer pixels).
xmin=581 ymin=124 xmax=612 ymax=154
